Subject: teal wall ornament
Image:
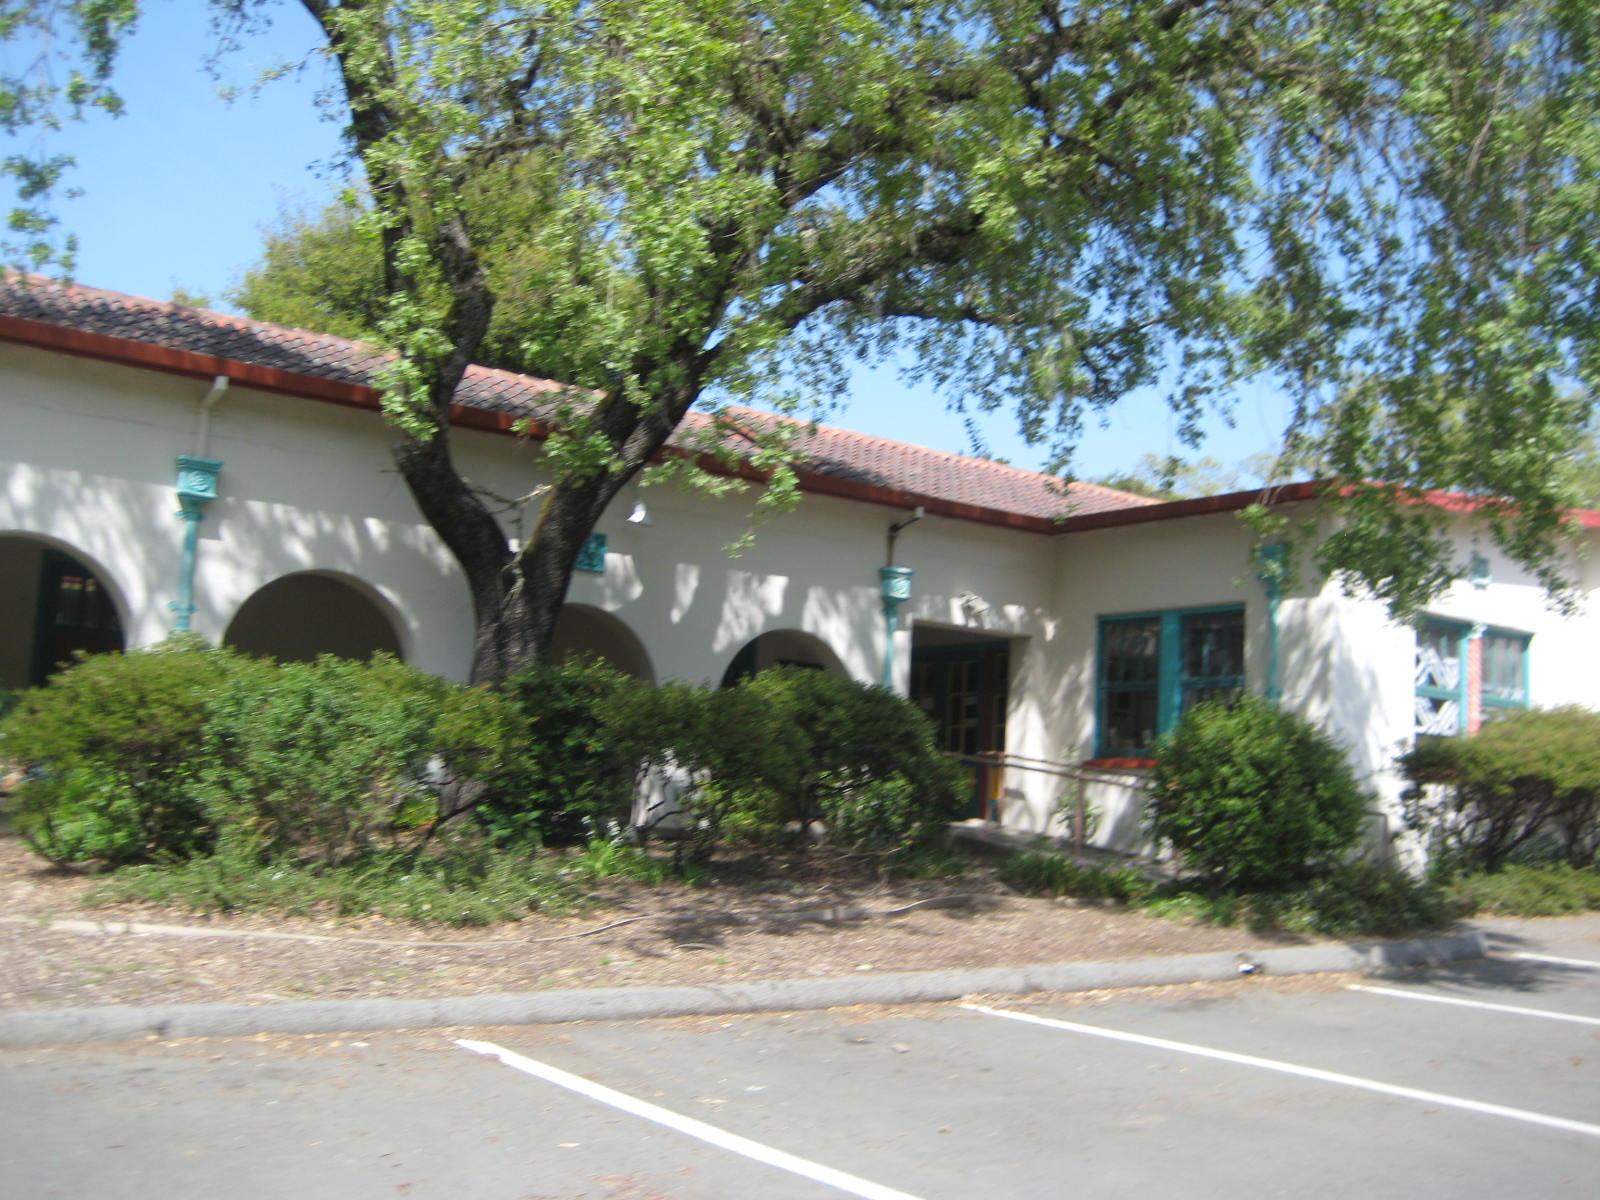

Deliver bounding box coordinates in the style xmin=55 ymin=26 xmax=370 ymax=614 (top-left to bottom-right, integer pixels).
xmin=575 ymin=531 xmax=608 ymax=573
xmin=171 ymin=454 xmax=223 ymax=633
xmin=879 ymin=564 xmax=915 ymax=688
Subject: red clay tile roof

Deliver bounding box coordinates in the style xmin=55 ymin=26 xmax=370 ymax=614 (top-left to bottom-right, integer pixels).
xmin=0 ymin=274 xmax=1159 ymax=523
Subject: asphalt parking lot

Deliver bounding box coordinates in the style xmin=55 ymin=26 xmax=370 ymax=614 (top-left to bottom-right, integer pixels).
xmin=3 ymin=941 xmax=1596 ymax=1199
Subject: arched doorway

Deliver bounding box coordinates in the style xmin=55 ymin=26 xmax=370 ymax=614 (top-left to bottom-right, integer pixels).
xmin=720 ymin=629 xmax=847 ymax=687
xmin=223 ymin=572 xmax=404 ymax=663
xmin=0 ymin=535 xmax=126 ymax=689
xmin=546 ymin=604 xmax=655 ymax=682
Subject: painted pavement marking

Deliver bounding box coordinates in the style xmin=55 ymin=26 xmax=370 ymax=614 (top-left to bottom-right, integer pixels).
xmin=962 ymin=1004 xmax=1600 ymax=1140
xmin=455 ymin=1039 xmax=928 ymax=1200
xmin=1348 ymin=983 xmax=1600 ymax=1026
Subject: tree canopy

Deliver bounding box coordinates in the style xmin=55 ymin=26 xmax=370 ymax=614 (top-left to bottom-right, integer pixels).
xmin=5 ymin=1 xmax=1598 ymax=681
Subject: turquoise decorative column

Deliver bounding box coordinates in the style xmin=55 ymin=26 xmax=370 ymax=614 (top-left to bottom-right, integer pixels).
xmin=879 ymin=565 xmax=915 ymax=690
xmin=1256 ymin=543 xmax=1287 ymax=703
xmin=171 ymin=455 xmax=223 ymax=633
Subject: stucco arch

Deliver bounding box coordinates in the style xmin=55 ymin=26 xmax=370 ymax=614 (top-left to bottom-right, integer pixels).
xmin=223 ymin=571 xmax=407 ymax=663
xmin=719 ymin=628 xmax=848 ymax=687
xmin=546 ymin=604 xmax=656 ymax=682
xmin=0 ymin=532 xmax=129 ymax=689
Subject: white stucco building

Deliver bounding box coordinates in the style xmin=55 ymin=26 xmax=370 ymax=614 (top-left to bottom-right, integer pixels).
xmin=4 ymin=277 xmax=1597 ymax=853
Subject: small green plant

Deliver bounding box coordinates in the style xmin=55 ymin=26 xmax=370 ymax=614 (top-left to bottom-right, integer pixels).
xmin=1148 ymin=695 xmax=1369 ymax=890
xmin=1137 ymin=863 xmax=1453 ymax=937
xmin=998 ymin=852 xmax=1154 ymax=903
xmin=1445 ymin=864 xmax=1600 ymax=916
xmin=91 ymin=837 xmax=588 ymax=926
xmin=560 ymin=837 xmax=669 ymax=884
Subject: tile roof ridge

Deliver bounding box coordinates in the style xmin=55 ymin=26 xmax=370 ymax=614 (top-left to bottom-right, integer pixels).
xmin=720 ymin=403 xmax=1168 ymax=506
xmin=3 ymin=271 xmax=379 ymax=352
xmin=1067 ymin=478 xmax=1166 ymax=506
xmin=3 ymin=271 xmax=578 ymax=395
xmin=722 ymin=402 xmax=1067 ymax=481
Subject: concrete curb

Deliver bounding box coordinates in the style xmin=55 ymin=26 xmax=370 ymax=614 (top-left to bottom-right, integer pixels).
xmin=0 ymin=930 xmax=1485 ymax=1048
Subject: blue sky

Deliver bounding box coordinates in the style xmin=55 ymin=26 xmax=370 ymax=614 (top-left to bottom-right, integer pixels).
xmin=26 ymin=1 xmax=1285 ymax=480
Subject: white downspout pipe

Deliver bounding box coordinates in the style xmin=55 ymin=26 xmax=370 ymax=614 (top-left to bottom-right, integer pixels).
xmin=192 ymin=375 xmax=230 ymax=457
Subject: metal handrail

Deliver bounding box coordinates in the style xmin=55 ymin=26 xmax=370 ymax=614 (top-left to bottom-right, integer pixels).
xmin=945 ymin=749 xmax=1151 ymax=858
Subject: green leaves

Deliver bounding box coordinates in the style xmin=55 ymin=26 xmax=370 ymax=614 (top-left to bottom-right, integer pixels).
xmin=14 ymin=1 xmax=1600 ymax=653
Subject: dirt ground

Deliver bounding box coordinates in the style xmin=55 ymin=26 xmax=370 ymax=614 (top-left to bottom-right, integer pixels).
xmin=1 ymin=823 xmax=1323 ymax=1014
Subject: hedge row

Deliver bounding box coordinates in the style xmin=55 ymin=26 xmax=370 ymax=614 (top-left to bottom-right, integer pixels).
xmin=0 ymin=639 xmax=963 ymax=869
xmin=1400 ymin=707 xmax=1600 ymax=873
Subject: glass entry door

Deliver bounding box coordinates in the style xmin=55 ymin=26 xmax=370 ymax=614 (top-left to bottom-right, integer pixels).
xmin=911 ymin=639 xmax=1010 ymax=819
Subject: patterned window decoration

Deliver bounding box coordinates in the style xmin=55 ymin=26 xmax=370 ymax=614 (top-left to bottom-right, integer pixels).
xmin=1097 ymin=607 xmax=1244 ymax=756
xmin=1414 ymin=620 xmax=1465 ymax=736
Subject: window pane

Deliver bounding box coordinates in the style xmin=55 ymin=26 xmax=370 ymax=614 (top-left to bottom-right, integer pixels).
xmin=1183 ymin=684 xmax=1243 ymax=713
xmin=1103 ymin=618 xmax=1159 ymax=683
xmin=1482 ymin=632 xmax=1528 ymax=706
xmin=1103 ymin=688 xmax=1158 ymax=755
xmin=1181 ymin=611 xmax=1243 ymax=681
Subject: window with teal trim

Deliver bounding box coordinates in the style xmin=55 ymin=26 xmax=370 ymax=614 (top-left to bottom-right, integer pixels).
xmin=1413 ymin=619 xmax=1529 ymax=735
xmin=1097 ymin=607 xmax=1244 ymax=755
xmin=1481 ymin=629 xmax=1530 ymax=713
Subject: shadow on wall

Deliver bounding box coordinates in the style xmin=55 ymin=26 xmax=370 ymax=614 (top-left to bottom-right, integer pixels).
xmin=223 ymin=571 xmax=404 ymax=663
xmin=547 ymin=603 xmax=656 ymax=682
xmin=720 ymin=628 xmax=848 ymax=686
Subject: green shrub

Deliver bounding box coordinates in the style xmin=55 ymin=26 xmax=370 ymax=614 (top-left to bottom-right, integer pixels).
xmin=1147 ymin=694 xmax=1369 ymax=889
xmin=1256 ymin=862 xmax=1456 ymax=937
xmin=733 ymin=668 xmax=966 ymax=851
xmin=1446 ymin=863 xmax=1600 ymax=916
xmin=1401 ymin=707 xmax=1600 ymax=874
xmin=195 ymin=654 xmax=459 ymax=864
xmin=1138 ymin=863 xmax=1453 ymax=937
xmin=0 ymin=639 xmax=241 ymax=864
xmin=462 ymin=657 xmax=644 ymax=848
xmin=612 ymin=669 xmax=963 ymax=864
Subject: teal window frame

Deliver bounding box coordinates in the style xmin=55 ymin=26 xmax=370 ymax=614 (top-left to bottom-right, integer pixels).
xmin=1414 ymin=618 xmax=1530 ymax=735
xmin=1480 ymin=627 xmax=1531 ymax=714
xmin=1095 ymin=605 xmax=1245 ymax=756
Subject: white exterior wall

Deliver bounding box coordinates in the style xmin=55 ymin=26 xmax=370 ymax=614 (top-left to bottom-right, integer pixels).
xmin=7 ymin=338 xmax=1599 ymax=861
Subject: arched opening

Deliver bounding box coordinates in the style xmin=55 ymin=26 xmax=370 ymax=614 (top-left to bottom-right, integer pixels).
xmin=223 ymin=572 xmax=403 ymax=663
xmin=0 ymin=535 xmax=127 ymax=690
xmin=720 ymin=629 xmax=848 ymax=687
xmin=546 ymin=604 xmax=655 ymax=682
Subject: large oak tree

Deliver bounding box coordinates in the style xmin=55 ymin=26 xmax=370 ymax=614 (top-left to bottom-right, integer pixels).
xmin=5 ymin=1 xmax=1597 ymax=683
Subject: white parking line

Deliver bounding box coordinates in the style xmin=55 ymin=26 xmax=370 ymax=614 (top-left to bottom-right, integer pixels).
xmin=1349 ymin=983 xmax=1600 ymax=1026
xmin=1506 ymin=952 xmax=1600 ymax=970
xmin=455 ymin=1039 xmax=928 ymax=1200
xmin=963 ymin=1005 xmax=1600 ymax=1139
